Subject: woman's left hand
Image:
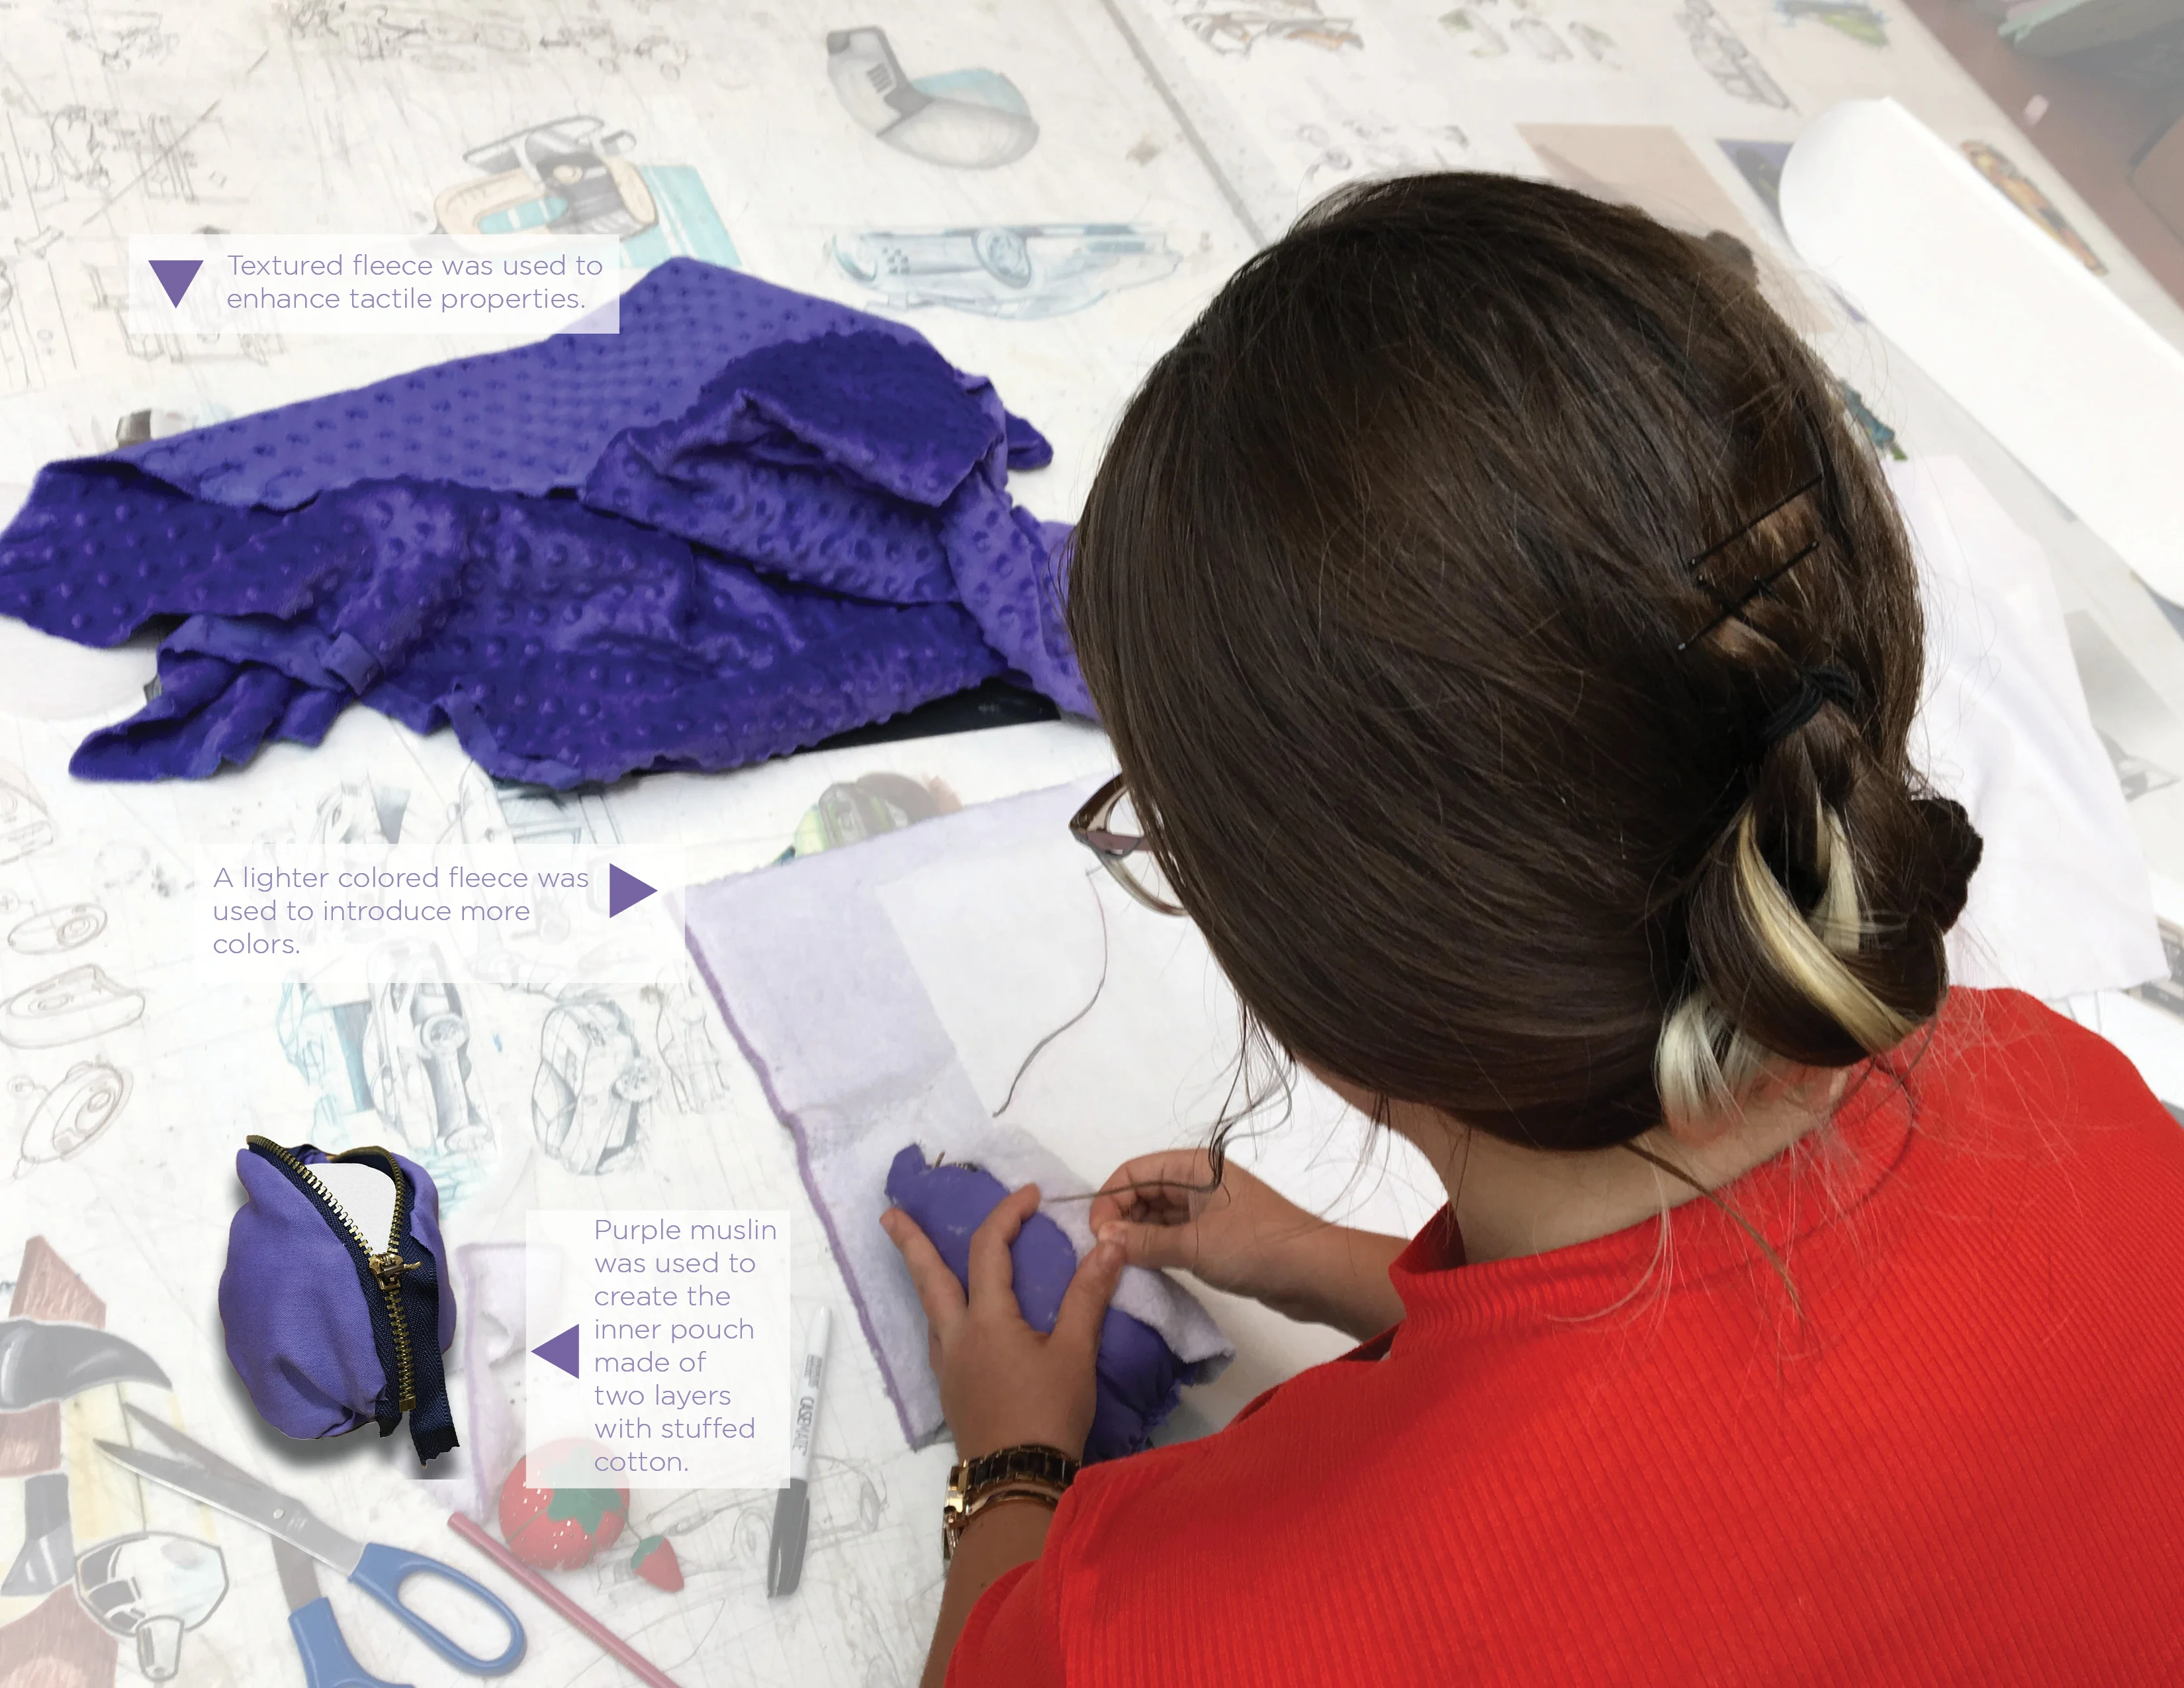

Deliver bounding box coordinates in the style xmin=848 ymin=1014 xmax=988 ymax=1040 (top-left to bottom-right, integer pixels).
xmin=882 ymin=1183 xmax=1124 ymax=1461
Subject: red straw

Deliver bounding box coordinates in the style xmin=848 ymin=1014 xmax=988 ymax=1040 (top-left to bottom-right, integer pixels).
xmin=447 ymin=1512 xmax=685 ymax=1688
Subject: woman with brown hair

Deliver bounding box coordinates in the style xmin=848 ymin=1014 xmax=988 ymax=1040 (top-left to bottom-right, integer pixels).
xmin=880 ymin=172 xmax=2184 ymax=1684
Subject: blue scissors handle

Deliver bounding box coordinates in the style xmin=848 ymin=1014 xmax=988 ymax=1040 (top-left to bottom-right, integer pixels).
xmin=348 ymin=1543 xmax=526 ymax=1676
xmin=289 ymin=1597 xmax=410 ymax=1688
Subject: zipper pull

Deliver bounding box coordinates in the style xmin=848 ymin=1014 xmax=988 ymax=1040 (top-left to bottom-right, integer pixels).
xmin=368 ymin=1252 xmax=410 ymax=1289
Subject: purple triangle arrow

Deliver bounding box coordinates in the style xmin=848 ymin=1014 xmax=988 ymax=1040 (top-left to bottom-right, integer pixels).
xmin=608 ymin=865 xmax=657 ymax=917
xmin=148 ymin=258 xmax=203 ymax=307
xmin=533 ymin=1323 xmax=580 ymax=1378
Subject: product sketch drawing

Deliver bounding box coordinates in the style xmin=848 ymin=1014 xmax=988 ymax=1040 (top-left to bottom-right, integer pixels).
xmin=0 ymin=254 xmax=77 ymax=399
xmin=63 ymin=11 xmax=178 ymax=70
xmin=633 ymin=1450 xmax=891 ymax=1581
xmin=282 ymin=3 xmax=533 ymax=68
xmin=24 ymin=105 xmax=201 ymax=205
xmin=439 ymin=765 xmax=602 ymax=859
xmin=826 ymin=27 xmax=1040 ymax=169
xmin=1676 ymin=0 xmax=1792 ymax=106
xmin=778 ymin=774 xmax=962 ymax=862
xmin=536 ymin=21 xmax=690 ymax=79
xmin=0 ymin=760 xmax=57 ymax=864
xmin=829 ymin=225 xmax=1179 ymax=319
xmin=1293 ymin=119 xmax=1471 ymax=195
xmin=435 ymin=117 xmax=739 ymax=270
xmin=1172 ymin=2 xmax=1361 ymax=54
xmin=7 ymin=903 xmax=105 ymax=954
xmin=1569 ymin=21 xmax=1621 ymax=62
xmin=531 ymin=990 xmax=657 ymax=1174
xmin=1777 ymin=0 xmax=1889 ymax=46
xmin=0 ymin=966 xmax=146 ymax=1050
xmin=2 ymin=1471 xmax=72 ymax=1595
xmin=1961 ymin=141 xmax=2106 ymax=274
xmin=83 ymin=259 xmax=285 ymax=369
xmin=312 ymin=778 xmax=410 ymax=873
xmin=434 ymin=769 xmax=621 ymax=953
xmin=645 ymin=969 xmax=733 ymax=1113
xmin=275 ymin=982 xmax=375 ymax=1134
xmin=13 ymin=1060 xmax=132 ymax=1175
xmin=75 ymin=1531 xmax=227 ymax=1681
xmin=0 ymin=95 xmax=246 ymax=381
xmin=359 ymin=939 xmax=494 ymax=1156
xmin=1439 ymin=1 xmax=1617 ymax=65
xmin=283 ymin=4 xmax=690 ymax=77
xmin=1439 ymin=7 xmax=1510 ymax=56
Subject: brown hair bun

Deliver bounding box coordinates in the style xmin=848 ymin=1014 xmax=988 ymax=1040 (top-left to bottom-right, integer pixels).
xmin=1065 ymin=172 xmax=1983 ymax=1150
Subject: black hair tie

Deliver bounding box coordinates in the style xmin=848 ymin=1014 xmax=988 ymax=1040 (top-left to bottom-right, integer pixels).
xmin=1756 ymin=664 xmax=1858 ymax=751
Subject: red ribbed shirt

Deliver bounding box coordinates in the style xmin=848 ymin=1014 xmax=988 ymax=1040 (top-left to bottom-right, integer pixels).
xmin=950 ymin=988 xmax=2184 ymax=1684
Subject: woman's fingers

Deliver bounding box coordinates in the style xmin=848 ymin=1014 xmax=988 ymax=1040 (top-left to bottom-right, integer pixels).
xmin=1086 ymin=1150 xmax=1217 ymax=1233
xmin=881 ymin=1208 xmax=966 ymax=1338
xmin=1103 ymin=1217 xmax=1199 ymax=1274
xmin=1052 ymin=1232 xmax=1126 ymax=1359
xmin=967 ymin=1182 xmax=1042 ymax=1307
xmin=1083 ymin=1186 xmax=1131 ymax=1234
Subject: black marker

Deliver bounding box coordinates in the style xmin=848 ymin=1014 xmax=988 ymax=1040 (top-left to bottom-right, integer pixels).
xmin=766 ymin=1308 xmax=831 ymax=1597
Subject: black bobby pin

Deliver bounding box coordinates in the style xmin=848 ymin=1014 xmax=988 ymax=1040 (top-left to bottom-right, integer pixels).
xmin=1678 ymin=539 xmax=1819 ymax=652
xmin=1686 ymin=474 xmax=1823 ymax=567
xmin=1676 ymin=473 xmax=1825 ymax=653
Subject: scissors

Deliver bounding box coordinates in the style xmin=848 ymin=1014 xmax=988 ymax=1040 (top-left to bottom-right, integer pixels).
xmin=98 ymin=1406 xmax=525 ymax=1682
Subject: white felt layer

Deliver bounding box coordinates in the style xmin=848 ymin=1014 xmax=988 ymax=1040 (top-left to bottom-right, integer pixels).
xmin=315 ymin=1160 xmax=397 ymax=1250
xmin=686 ymin=786 xmax=1237 ymax=1451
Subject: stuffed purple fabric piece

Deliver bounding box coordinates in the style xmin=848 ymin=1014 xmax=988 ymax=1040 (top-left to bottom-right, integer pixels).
xmin=885 ymin=1145 xmax=1192 ymax=1464
xmin=0 ymin=260 xmax=1089 ymax=787
xmin=220 ymin=1143 xmax=459 ymax=1464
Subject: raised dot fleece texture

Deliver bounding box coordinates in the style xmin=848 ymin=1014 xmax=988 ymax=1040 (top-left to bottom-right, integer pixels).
xmin=0 ymin=259 xmax=1089 ymax=786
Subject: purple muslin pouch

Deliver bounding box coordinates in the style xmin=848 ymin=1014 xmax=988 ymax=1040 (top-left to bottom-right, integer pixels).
xmin=885 ymin=1145 xmax=1189 ymax=1463
xmin=219 ymin=1139 xmax=460 ymax=1464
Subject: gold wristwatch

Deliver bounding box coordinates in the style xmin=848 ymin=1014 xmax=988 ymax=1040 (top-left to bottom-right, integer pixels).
xmin=941 ymin=1443 xmax=1080 ymax=1564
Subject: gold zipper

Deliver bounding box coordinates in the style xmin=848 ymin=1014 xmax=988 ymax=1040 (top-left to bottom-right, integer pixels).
xmin=249 ymin=1137 xmax=418 ymax=1414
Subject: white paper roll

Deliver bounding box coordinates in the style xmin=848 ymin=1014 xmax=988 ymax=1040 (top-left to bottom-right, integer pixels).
xmin=1782 ymin=99 xmax=2184 ymax=602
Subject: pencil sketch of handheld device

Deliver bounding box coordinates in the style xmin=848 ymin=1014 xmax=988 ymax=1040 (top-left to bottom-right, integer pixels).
xmin=432 ymin=116 xmax=739 ymax=269
xmin=830 ymin=225 xmax=1180 ymax=319
xmin=827 ymin=26 xmax=1038 ymax=169
xmin=12 ymin=1060 xmax=132 ymax=1175
xmin=363 ymin=941 xmax=493 ymax=1156
xmin=435 ymin=117 xmax=655 ymax=244
xmin=531 ymin=992 xmax=657 ymax=1176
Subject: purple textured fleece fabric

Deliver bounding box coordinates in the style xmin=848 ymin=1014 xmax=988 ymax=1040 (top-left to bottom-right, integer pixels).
xmin=884 ymin=1145 xmax=1186 ymax=1464
xmin=219 ymin=1145 xmax=456 ymax=1442
xmin=0 ymin=259 xmax=1089 ymax=787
